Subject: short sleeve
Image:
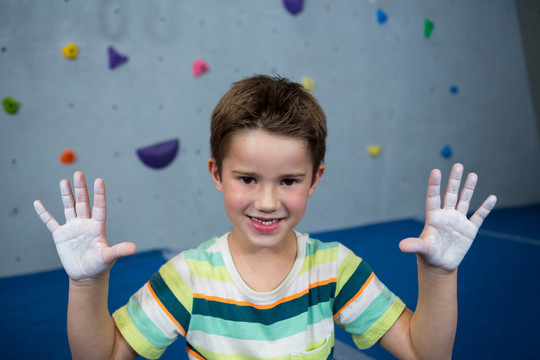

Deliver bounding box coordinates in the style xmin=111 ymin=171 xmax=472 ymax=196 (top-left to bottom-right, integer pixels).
xmin=333 ymin=245 xmax=406 ymax=349
xmin=113 ymin=254 xmax=193 ymax=359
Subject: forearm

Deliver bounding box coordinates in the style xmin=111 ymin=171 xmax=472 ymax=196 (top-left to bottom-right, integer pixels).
xmin=409 ymin=256 xmax=457 ymax=360
xmin=67 ymin=272 xmax=117 ymax=360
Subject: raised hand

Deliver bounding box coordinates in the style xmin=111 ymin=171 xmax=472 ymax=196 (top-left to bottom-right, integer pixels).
xmin=33 ymin=172 xmax=136 ymax=281
xmin=399 ymin=163 xmax=497 ymax=272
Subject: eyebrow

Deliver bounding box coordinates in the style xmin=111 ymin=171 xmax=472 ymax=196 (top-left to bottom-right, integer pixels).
xmin=231 ymin=170 xmax=306 ymax=178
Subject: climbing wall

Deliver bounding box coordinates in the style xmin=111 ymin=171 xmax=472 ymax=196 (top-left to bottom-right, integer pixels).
xmin=1 ymin=0 xmax=539 ymax=277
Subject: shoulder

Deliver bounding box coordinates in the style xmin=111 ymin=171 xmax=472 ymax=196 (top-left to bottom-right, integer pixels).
xmin=303 ymin=233 xmax=361 ymax=265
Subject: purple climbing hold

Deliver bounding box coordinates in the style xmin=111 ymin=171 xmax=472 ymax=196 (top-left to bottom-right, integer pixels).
xmin=137 ymin=138 xmax=179 ymax=169
xmin=108 ymin=46 xmax=128 ymax=69
xmin=283 ymin=0 xmax=303 ymax=15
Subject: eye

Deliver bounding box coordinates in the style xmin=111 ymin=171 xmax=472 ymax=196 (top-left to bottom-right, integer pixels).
xmin=239 ymin=176 xmax=255 ymax=185
xmin=282 ymin=178 xmax=298 ymax=186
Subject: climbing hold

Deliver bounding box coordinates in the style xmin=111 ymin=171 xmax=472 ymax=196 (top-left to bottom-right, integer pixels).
xmin=376 ymin=9 xmax=388 ymax=24
xmin=449 ymin=85 xmax=459 ymax=94
xmin=59 ymin=149 xmax=77 ymax=164
xmin=283 ymin=0 xmax=303 ymax=15
xmin=62 ymin=42 xmax=78 ymax=59
xmin=367 ymin=145 xmax=383 ymax=157
xmin=192 ymin=59 xmax=210 ymax=77
xmin=3 ymin=97 xmax=19 ymax=114
xmin=441 ymin=145 xmax=452 ymax=158
xmin=424 ymin=19 xmax=435 ymax=38
xmin=108 ymin=46 xmax=128 ymax=69
xmin=301 ymin=76 xmax=315 ymax=93
xmin=137 ymin=138 xmax=179 ymax=169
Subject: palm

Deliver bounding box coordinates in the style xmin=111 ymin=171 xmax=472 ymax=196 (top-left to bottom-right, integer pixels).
xmin=34 ymin=172 xmax=136 ymax=281
xmin=400 ymin=164 xmax=497 ymax=272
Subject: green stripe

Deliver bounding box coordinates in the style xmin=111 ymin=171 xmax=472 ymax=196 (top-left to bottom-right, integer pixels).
xmin=186 ymin=258 xmax=234 ymax=283
xmin=344 ymin=287 xmax=397 ymax=335
xmin=190 ymin=301 xmax=332 ymax=341
xmin=352 ymin=297 xmax=406 ymax=349
xmin=193 ymin=282 xmax=335 ymax=325
xmin=126 ymin=294 xmax=174 ymax=349
xmin=335 ymin=251 xmax=361 ymax=296
xmin=299 ymin=247 xmax=338 ymax=276
xmin=333 ymin=259 xmax=372 ymax=314
xmin=149 ymin=271 xmax=191 ymax=333
xmin=160 ymin=261 xmax=193 ymax=313
xmin=113 ymin=305 xmax=165 ymax=360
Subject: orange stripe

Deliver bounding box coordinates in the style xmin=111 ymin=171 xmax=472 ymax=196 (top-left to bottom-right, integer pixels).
xmin=186 ymin=346 xmax=205 ymax=360
xmin=146 ymin=282 xmax=187 ymax=337
xmin=333 ymin=272 xmax=374 ymax=319
xmin=193 ymin=277 xmax=337 ymax=310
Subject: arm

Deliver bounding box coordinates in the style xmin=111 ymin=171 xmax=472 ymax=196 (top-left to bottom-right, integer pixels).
xmin=34 ymin=172 xmax=138 ymax=360
xmin=379 ymin=163 xmax=497 ymax=359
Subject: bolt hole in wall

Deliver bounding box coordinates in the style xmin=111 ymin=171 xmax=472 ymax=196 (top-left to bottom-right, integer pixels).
xmin=1 ymin=1 xmax=540 ymax=359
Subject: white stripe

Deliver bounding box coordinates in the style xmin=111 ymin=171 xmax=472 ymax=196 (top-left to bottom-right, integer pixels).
xmin=478 ymin=230 xmax=540 ymax=246
xmin=137 ymin=285 xmax=181 ymax=339
xmin=186 ymin=317 xmax=334 ymax=357
xmin=335 ymin=275 xmax=385 ymax=326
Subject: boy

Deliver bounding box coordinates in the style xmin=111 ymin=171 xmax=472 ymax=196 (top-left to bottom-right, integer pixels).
xmin=34 ymin=75 xmax=497 ymax=359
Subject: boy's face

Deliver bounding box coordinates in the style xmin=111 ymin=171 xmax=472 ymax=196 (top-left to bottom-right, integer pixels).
xmin=208 ymin=130 xmax=324 ymax=252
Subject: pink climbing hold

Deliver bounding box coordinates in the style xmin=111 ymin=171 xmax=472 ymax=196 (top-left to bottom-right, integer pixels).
xmin=192 ymin=59 xmax=210 ymax=77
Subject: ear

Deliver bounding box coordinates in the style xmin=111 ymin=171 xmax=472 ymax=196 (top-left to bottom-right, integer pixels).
xmin=308 ymin=164 xmax=325 ymax=196
xmin=208 ymin=158 xmax=223 ymax=193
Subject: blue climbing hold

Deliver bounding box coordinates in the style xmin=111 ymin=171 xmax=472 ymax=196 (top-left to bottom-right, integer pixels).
xmin=441 ymin=145 xmax=452 ymax=158
xmin=108 ymin=46 xmax=128 ymax=69
xmin=377 ymin=9 xmax=388 ymax=24
xmin=449 ymin=85 xmax=459 ymax=94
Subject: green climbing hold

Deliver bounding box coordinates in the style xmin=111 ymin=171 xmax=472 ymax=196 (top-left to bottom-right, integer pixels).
xmin=424 ymin=19 xmax=434 ymax=38
xmin=3 ymin=97 xmax=19 ymax=114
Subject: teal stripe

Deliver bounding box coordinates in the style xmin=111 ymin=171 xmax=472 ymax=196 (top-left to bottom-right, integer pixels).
xmin=333 ymin=260 xmax=372 ymax=314
xmin=343 ymin=287 xmax=397 ymax=335
xmin=190 ymin=311 xmax=308 ymax=341
xmin=126 ymin=294 xmax=174 ymax=349
xmin=305 ymin=239 xmax=339 ymax=256
xmin=183 ymin=239 xmax=225 ymax=267
xmin=307 ymin=301 xmax=333 ymax=326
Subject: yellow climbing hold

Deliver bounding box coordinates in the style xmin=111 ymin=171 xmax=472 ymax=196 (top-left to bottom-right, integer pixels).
xmin=367 ymin=145 xmax=382 ymax=157
xmin=62 ymin=43 xmax=78 ymax=59
xmin=301 ymin=76 xmax=315 ymax=93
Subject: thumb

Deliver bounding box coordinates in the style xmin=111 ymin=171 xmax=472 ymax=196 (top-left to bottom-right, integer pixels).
xmin=102 ymin=242 xmax=137 ymax=265
xmin=399 ymin=237 xmax=425 ymax=254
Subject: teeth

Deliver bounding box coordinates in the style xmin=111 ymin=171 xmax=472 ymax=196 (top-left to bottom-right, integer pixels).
xmin=250 ymin=217 xmax=279 ymax=225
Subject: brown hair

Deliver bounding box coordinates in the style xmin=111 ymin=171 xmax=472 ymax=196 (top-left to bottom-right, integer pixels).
xmin=210 ymin=75 xmax=327 ymax=180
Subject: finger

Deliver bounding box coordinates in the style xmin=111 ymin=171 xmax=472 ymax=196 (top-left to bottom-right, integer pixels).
xmin=469 ymin=195 xmax=497 ymax=228
xmin=443 ymin=163 xmax=464 ymax=210
xmin=33 ymin=200 xmax=60 ymax=233
xmin=73 ymin=171 xmax=91 ymax=219
xmin=456 ymin=173 xmax=478 ymax=215
xmin=59 ymin=179 xmax=76 ymax=221
xmin=92 ymin=179 xmax=107 ymax=222
xmin=102 ymin=242 xmax=137 ymax=265
xmin=399 ymin=237 xmax=426 ymax=255
xmin=426 ymin=169 xmax=442 ymax=211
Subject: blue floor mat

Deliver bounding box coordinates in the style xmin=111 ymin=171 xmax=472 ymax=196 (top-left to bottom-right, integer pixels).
xmin=1 ymin=205 xmax=539 ymax=359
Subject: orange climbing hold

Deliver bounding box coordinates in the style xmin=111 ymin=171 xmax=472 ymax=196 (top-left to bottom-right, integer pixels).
xmin=59 ymin=149 xmax=77 ymax=164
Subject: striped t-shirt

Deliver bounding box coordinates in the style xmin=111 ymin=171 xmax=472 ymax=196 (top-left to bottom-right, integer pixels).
xmin=113 ymin=232 xmax=405 ymax=359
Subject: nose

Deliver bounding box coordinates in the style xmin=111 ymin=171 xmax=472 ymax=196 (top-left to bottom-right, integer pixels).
xmin=255 ymin=184 xmax=279 ymax=213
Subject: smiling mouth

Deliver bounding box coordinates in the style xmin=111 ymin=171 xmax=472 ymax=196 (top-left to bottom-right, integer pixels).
xmin=249 ymin=216 xmax=281 ymax=225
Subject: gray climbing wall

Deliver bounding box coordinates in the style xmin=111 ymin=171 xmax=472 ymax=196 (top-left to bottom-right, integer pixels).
xmin=2 ymin=0 xmax=539 ymax=277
